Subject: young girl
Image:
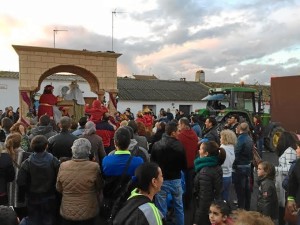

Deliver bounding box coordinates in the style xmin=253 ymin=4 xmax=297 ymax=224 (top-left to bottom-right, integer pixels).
xmin=257 ymin=161 xmax=278 ymax=222
xmin=209 ymin=200 xmax=232 ymax=225
xmin=193 ymin=141 xmax=226 ymax=225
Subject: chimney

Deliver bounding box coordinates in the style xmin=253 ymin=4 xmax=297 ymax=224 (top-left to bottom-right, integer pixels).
xmin=195 ymin=70 xmax=205 ymax=82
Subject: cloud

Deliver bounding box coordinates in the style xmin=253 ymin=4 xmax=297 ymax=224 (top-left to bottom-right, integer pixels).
xmin=1 ymin=0 xmax=300 ymax=85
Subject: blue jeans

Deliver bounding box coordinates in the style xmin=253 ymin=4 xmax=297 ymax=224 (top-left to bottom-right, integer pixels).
xmin=26 ymin=195 xmax=56 ymax=225
xmin=256 ymin=138 xmax=264 ymax=157
xmin=222 ymin=176 xmax=232 ymax=202
xmin=232 ymin=166 xmax=251 ymax=210
xmin=155 ymin=179 xmax=184 ymax=225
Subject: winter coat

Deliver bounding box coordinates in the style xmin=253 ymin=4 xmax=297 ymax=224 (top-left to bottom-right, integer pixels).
xmin=151 ymin=135 xmax=187 ymax=180
xmin=56 ymin=159 xmax=102 ymax=221
xmin=85 ymin=100 xmax=108 ymax=123
xmin=233 ymin=132 xmax=253 ymax=166
xmin=17 ymin=152 xmax=59 ymax=199
xmin=0 ymin=152 xmax=15 ymax=196
xmin=203 ymin=126 xmax=220 ymax=146
xmin=177 ymin=129 xmax=199 ymax=169
xmin=113 ymin=190 xmax=165 ymax=225
xmin=28 ymin=125 xmax=57 ymax=141
xmin=257 ymin=176 xmax=278 ymax=220
xmin=193 ymin=156 xmax=223 ymax=225
xmin=48 ymin=131 xmax=78 ymax=160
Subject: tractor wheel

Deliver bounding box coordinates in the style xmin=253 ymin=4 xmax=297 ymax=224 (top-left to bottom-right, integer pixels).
xmin=269 ymin=126 xmax=285 ymax=152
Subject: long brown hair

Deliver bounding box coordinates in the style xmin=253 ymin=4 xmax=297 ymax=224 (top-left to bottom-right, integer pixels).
xmin=5 ymin=133 xmax=22 ymax=161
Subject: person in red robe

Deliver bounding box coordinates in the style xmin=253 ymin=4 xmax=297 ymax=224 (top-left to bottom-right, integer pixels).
xmin=38 ymin=85 xmax=58 ymax=119
xmin=84 ymin=99 xmax=108 ymax=123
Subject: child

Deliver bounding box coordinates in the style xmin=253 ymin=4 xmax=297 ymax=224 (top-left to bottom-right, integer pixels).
xmin=257 ymin=161 xmax=278 ymax=223
xmin=209 ymin=200 xmax=232 ymax=225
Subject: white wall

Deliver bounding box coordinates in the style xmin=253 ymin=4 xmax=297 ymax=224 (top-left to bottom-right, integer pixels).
xmin=0 ymin=78 xmax=19 ymax=111
xmin=117 ymin=100 xmax=207 ymax=116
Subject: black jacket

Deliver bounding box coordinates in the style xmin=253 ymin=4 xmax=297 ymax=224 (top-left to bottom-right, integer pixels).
xmin=113 ymin=192 xmax=165 ymax=225
xmin=233 ymin=132 xmax=253 ymax=166
xmin=0 ymin=152 xmax=15 ymax=194
xmin=203 ymin=126 xmax=220 ymax=145
xmin=257 ymin=176 xmax=278 ymax=219
xmin=193 ymin=165 xmax=223 ymax=225
xmin=47 ymin=130 xmax=78 ymax=160
xmin=151 ymin=135 xmax=187 ymax=180
xmin=17 ymin=152 xmax=60 ymax=198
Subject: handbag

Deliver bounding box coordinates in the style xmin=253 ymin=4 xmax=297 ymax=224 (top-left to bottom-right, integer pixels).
xmin=284 ymin=204 xmax=298 ymax=225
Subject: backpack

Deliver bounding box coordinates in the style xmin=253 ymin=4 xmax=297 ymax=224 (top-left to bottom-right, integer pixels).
xmin=131 ymin=145 xmax=149 ymax=162
xmin=100 ymin=156 xmax=134 ymax=222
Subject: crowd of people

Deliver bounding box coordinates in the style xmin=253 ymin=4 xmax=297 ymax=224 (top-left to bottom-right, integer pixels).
xmin=1 ymin=89 xmax=300 ymax=225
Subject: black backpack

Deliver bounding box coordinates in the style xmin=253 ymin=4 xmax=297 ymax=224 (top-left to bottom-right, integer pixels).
xmin=100 ymin=156 xmax=135 ymax=223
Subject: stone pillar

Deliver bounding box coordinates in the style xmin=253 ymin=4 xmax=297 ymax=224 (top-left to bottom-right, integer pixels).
xmin=96 ymin=90 xmax=106 ymax=104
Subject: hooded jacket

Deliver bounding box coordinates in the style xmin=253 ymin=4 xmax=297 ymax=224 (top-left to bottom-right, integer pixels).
xmin=177 ymin=129 xmax=198 ymax=169
xmin=29 ymin=125 xmax=57 ymax=141
xmin=85 ymin=100 xmax=108 ymax=123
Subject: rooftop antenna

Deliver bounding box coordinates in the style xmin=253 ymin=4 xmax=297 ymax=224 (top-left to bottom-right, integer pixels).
xmin=112 ymin=9 xmax=127 ymax=51
xmin=53 ymin=29 xmax=68 ymax=48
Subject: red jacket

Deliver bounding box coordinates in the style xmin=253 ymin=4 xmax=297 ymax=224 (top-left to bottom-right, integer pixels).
xmin=177 ymin=129 xmax=199 ymax=169
xmin=85 ymin=100 xmax=108 ymax=123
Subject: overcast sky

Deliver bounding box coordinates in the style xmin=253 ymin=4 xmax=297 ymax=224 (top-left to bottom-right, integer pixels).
xmin=1 ymin=0 xmax=299 ymax=85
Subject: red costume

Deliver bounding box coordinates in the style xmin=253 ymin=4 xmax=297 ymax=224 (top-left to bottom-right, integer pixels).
xmin=38 ymin=85 xmax=58 ymax=119
xmin=143 ymin=113 xmax=153 ymax=133
xmin=85 ymin=100 xmax=108 ymax=123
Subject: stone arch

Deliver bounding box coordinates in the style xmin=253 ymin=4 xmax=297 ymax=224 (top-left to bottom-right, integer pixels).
xmin=38 ymin=65 xmax=101 ymax=95
xmin=13 ymin=45 xmax=121 ymax=120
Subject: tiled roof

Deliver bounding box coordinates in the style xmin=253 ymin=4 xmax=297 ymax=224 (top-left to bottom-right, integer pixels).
xmin=117 ymin=78 xmax=209 ymax=101
xmin=0 ymin=71 xmax=19 ymax=79
xmin=0 ymin=71 xmax=270 ymax=101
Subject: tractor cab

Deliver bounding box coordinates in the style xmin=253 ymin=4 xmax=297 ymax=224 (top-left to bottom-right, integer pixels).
xmin=196 ymin=87 xmax=258 ymax=132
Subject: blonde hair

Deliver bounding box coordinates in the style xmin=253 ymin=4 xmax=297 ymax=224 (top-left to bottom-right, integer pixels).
xmin=232 ymin=209 xmax=274 ymax=225
xmin=220 ymin=129 xmax=237 ymax=145
xmin=120 ymin=120 xmax=128 ymax=127
xmin=5 ymin=133 xmax=22 ymax=161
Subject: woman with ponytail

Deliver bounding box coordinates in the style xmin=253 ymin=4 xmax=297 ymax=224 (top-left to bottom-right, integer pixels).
xmin=113 ymin=162 xmax=165 ymax=225
xmin=5 ymin=133 xmax=28 ymax=220
xmin=193 ymin=141 xmax=226 ymax=225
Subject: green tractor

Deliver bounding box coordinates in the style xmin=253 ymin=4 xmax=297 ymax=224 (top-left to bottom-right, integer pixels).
xmin=195 ymin=86 xmax=284 ymax=151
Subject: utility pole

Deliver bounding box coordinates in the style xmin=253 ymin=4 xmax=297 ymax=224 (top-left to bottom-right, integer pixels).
xmin=53 ymin=29 xmax=68 ymax=48
xmin=112 ymin=9 xmax=126 ymax=51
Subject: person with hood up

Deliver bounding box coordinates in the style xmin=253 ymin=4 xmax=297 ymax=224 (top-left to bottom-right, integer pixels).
xmin=85 ymin=99 xmax=108 ymax=123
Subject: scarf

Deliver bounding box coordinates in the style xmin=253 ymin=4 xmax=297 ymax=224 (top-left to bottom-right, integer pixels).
xmin=194 ymin=156 xmax=219 ymax=173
